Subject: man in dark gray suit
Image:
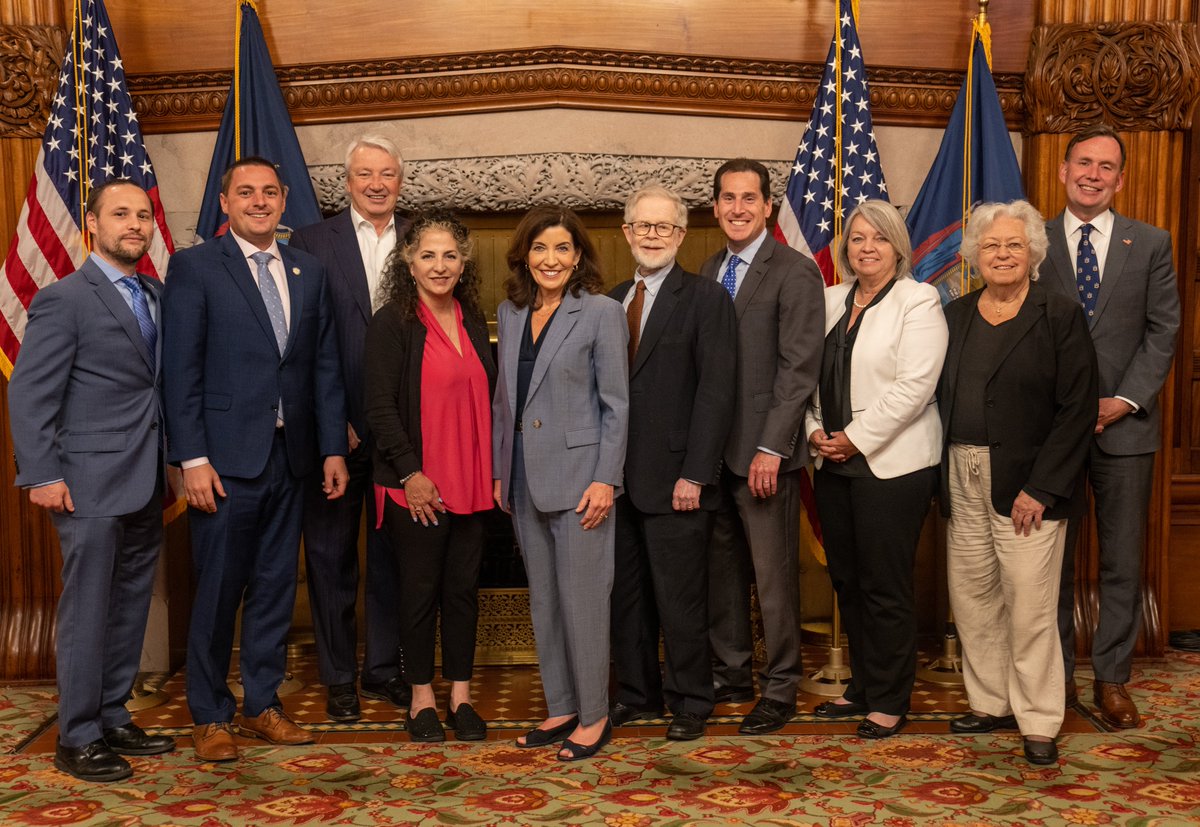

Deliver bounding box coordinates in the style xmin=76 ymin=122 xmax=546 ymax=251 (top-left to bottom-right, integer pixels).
xmin=289 ymin=135 xmax=409 ymax=721
xmin=608 ymin=186 xmax=737 ymax=741
xmin=9 ymin=179 xmax=175 ymax=781
xmin=1043 ymin=124 xmax=1181 ymax=729
xmin=701 ymin=159 xmax=825 ymax=734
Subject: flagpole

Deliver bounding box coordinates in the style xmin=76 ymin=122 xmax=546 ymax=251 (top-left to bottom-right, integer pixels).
xmin=71 ymin=0 xmax=91 ymax=253
xmin=234 ymin=0 xmax=248 ymax=161
xmin=832 ymin=0 xmax=846 ymax=283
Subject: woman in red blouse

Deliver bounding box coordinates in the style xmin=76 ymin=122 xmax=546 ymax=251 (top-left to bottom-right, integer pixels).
xmin=364 ymin=210 xmax=496 ymax=743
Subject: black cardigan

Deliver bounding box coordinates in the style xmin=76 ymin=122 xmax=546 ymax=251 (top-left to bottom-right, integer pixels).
xmin=937 ymin=281 xmax=1099 ymax=521
xmin=363 ymin=300 xmax=497 ymax=488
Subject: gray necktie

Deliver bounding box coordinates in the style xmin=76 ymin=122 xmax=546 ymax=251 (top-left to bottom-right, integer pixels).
xmin=251 ymin=251 xmax=288 ymax=353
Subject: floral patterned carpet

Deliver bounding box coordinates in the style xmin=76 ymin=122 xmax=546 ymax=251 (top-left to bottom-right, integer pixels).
xmin=2 ymin=652 xmax=1198 ymax=826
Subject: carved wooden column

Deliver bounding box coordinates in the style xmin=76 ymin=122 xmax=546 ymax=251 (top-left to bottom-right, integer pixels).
xmin=0 ymin=3 xmax=68 ymax=682
xmin=1023 ymin=4 xmax=1200 ymax=660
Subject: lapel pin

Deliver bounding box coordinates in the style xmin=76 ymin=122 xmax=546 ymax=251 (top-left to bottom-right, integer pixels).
xmin=1122 ymin=239 xmax=1132 ymax=245
xmin=291 ymin=267 xmax=301 ymax=275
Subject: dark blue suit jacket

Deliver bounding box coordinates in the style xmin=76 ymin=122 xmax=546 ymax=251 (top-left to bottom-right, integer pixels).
xmin=162 ymin=232 xmax=347 ymax=479
xmin=289 ymin=209 xmax=409 ymax=441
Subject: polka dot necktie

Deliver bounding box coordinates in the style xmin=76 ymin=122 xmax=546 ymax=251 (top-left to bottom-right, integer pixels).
xmin=252 ymin=251 xmax=288 ymax=353
xmin=1075 ymin=223 xmax=1100 ymax=320
xmin=721 ymin=254 xmax=742 ymax=298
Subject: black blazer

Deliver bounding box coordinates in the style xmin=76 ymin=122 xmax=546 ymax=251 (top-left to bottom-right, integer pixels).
xmin=363 ymin=300 xmax=497 ymax=488
xmin=290 ymin=209 xmax=410 ymax=441
xmin=937 ymin=281 xmax=1098 ymax=521
xmin=610 ymin=264 xmax=737 ymax=513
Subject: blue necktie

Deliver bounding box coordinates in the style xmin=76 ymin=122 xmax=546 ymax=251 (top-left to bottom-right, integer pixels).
xmin=721 ymin=254 xmax=742 ymax=298
xmin=118 ymin=276 xmax=156 ymax=367
xmin=252 ymin=251 xmax=288 ymax=352
xmin=1075 ymin=223 xmax=1100 ymax=321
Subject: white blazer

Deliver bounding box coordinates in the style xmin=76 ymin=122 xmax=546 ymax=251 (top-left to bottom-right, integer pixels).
xmin=804 ymin=276 xmax=948 ymax=479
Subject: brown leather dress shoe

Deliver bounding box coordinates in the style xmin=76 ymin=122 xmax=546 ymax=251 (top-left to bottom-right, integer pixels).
xmin=1094 ymin=680 xmax=1140 ymax=729
xmin=193 ymin=723 xmax=238 ymax=762
xmin=237 ymin=707 xmax=315 ymax=745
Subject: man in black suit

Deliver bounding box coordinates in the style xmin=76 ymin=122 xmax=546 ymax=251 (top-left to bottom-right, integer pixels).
xmin=608 ymin=186 xmax=737 ymax=741
xmin=1042 ymin=124 xmax=1181 ymax=729
xmin=289 ymin=135 xmax=410 ymax=721
xmin=701 ymin=159 xmax=825 ymax=735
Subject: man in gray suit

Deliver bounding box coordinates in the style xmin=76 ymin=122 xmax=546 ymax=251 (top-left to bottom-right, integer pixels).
xmin=701 ymin=159 xmax=825 ymax=735
xmin=8 ymin=179 xmax=175 ymax=781
xmin=1043 ymin=124 xmax=1181 ymax=729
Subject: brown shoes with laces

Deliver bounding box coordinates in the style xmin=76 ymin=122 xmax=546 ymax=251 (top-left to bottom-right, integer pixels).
xmin=1094 ymin=680 xmax=1141 ymax=729
xmin=237 ymin=706 xmax=315 ymax=745
xmin=192 ymin=722 xmax=238 ymax=762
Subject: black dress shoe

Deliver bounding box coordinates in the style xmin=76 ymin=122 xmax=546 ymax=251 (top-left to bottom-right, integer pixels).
xmin=666 ymin=712 xmax=706 ymax=741
xmin=326 ymin=683 xmax=362 ymax=722
xmin=949 ymin=713 xmax=1017 ymax=734
xmin=103 ymin=723 xmax=175 ymax=756
xmin=813 ymin=699 xmax=869 ymax=719
xmin=55 ymin=739 xmax=132 ymax=782
xmin=609 ymin=701 xmax=661 ymax=727
xmin=361 ymin=677 xmax=412 ymax=708
xmin=446 ymin=702 xmax=487 ymax=741
xmin=714 ymin=685 xmax=755 ymax=704
xmin=1023 ymin=737 xmax=1059 ymax=765
xmin=738 ymin=698 xmax=795 ymax=735
xmin=557 ymin=719 xmax=612 ymax=762
xmin=406 ymin=707 xmax=445 ymax=743
xmin=857 ymin=715 xmax=908 ymax=739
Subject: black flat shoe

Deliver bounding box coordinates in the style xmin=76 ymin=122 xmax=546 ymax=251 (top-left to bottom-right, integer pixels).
xmin=1023 ymin=737 xmax=1058 ymax=765
xmin=666 ymin=712 xmax=706 ymax=741
xmin=739 ymin=698 xmax=795 ymax=735
xmin=55 ymin=739 xmax=132 ymax=782
xmin=446 ymin=702 xmax=487 ymax=741
xmin=325 ymin=683 xmax=362 ymax=722
xmin=950 ymin=712 xmax=1018 ymax=734
xmin=557 ymin=719 xmax=612 ymax=762
xmin=609 ymin=701 xmax=662 ymax=727
xmin=361 ymin=676 xmax=412 ymax=708
xmin=516 ymin=716 xmax=578 ymax=748
xmin=406 ymin=707 xmax=445 ymax=743
xmin=103 ymin=723 xmax=175 ymax=756
xmin=857 ymin=715 xmax=908 ymax=739
xmin=813 ymin=699 xmax=869 ymax=719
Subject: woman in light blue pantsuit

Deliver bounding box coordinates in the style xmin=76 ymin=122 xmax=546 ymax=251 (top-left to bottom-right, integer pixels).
xmin=492 ymin=206 xmax=628 ymax=762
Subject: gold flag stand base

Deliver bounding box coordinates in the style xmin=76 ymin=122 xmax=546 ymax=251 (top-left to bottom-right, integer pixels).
xmin=917 ymin=624 xmax=965 ymax=686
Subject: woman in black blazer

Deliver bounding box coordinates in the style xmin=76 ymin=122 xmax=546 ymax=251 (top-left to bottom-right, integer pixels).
xmin=364 ymin=210 xmax=496 ymax=743
xmin=938 ymin=200 xmax=1098 ymax=765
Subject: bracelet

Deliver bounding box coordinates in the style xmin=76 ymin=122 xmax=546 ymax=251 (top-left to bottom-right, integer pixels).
xmin=399 ymin=471 xmax=418 ymax=486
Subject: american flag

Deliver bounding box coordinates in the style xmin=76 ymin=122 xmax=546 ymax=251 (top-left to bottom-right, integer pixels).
xmin=0 ymin=0 xmax=173 ymax=376
xmin=775 ymin=0 xmax=887 ymax=284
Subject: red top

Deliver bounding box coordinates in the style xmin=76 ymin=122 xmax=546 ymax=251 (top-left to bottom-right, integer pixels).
xmin=376 ymin=300 xmax=493 ymax=523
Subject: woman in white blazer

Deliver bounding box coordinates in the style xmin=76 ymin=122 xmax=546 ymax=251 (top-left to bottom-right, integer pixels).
xmin=804 ymin=200 xmax=948 ymax=738
xmin=492 ymin=206 xmax=629 ymax=761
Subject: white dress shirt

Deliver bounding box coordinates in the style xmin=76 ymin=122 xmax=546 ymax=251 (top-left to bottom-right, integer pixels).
xmin=350 ymin=207 xmax=396 ymax=312
xmin=620 ymin=261 xmax=672 ymax=335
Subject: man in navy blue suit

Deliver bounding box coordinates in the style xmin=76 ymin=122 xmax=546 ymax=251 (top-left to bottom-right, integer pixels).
xmin=289 ymin=135 xmax=409 ymax=721
xmin=9 ymin=179 xmax=175 ymax=781
xmin=163 ymin=157 xmax=348 ymax=763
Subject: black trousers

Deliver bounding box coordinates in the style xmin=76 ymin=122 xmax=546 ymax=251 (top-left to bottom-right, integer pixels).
xmin=611 ymin=495 xmax=716 ymax=717
xmin=382 ymin=498 xmax=484 ymax=684
xmin=813 ymin=465 xmax=937 ymax=715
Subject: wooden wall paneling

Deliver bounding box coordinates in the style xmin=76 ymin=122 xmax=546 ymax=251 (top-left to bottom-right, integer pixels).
xmin=1038 ymin=0 xmax=1193 ymax=22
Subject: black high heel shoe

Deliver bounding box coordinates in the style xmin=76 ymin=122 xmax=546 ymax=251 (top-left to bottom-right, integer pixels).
xmin=515 ymin=716 xmax=578 ymax=748
xmin=557 ymin=719 xmax=612 ymax=762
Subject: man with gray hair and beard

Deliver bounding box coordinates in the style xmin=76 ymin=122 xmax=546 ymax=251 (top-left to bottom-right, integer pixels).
xmin=290 ymin=135 xmax=411 ymax=721
xmin=607 ymin=185 xmax=737 ymax=741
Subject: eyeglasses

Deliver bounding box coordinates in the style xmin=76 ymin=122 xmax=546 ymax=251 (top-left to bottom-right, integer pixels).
xmin=980 ymin=241 xmax=1028 ymax=255
xmin=627 ymin=221 xmax=681 ymax=238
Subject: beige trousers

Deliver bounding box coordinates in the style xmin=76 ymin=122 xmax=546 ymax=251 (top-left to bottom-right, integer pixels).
xmin=946 ymin=444 xmax=1067 ymax=738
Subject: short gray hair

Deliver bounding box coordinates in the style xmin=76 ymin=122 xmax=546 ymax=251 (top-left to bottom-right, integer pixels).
xmin=960 ymin=200 xmax=1048 ymax=281
xmin=624 ymin=185 xmax=688 ymax=229
xmin=344 ymin=134 xmax=404 ymax=175
xmin=835 ymin=200 xmax=913 ymax=281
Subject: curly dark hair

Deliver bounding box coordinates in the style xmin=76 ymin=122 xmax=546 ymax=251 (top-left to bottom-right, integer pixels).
xmin=379 ymin=209 xmax=484 ymax=323
xmin=503 ymin=206 xmax=604 ymax=309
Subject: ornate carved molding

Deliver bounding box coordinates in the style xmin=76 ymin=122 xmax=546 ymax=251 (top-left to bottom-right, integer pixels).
xmin=310 ymin=154 xmax=793 ymax=215
xmin=0 ymin=25 xmax=67 ymax=139
xmin=127 ymin=48 xmax=1025 ymax=135
xmin=1025 ymin=21 xmax=1200 ymax=133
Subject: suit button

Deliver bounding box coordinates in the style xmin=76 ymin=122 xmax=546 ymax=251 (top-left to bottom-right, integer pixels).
xmin=985 ymin=399 xmax=994 ymax=407
xmin=151 ymin=422 xmax=159 ymax=430
xmin=991 ymin=442 xmax=1000 ymax=449
xmin=271 ymin=405 xmax=279 ymax=412
xmin=533 ymin=419 xmax=542 ymax=429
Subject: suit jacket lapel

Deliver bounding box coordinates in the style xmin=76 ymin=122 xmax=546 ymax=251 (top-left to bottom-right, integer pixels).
xmin=1044 ymin=213 xmax=1078 ymax=298
xmin=527 ymin=290 xmax=581 ymax=404
xmin=222 ymin=233 xmax=281 ymax=355
xmin=84 ymin=261 xmax=155 ymax=374
xmin=733 ymin=238 xmax=773 ymax=319
xmin=1093 ymin=212 xmax=1134 ymax=327
xmin=986 ymin=287 xmax=1045 ymax=382
xmin=502 ymin=303 xmax=526 ymax=418
xmin=280 ymin=246 xmax=306 ymax=358
xmin=630 ymin=266 xmax=682 ymax=378
xmin=332 ymin=210 xmax=373 ymax=324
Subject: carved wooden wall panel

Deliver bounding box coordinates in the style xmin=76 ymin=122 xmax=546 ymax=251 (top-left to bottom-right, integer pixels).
xmin=0 ymin=25 xmax=67 ymax=138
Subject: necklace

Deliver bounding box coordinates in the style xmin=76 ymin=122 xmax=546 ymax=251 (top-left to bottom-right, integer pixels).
xmin=984 ymin=287 xmax=1026 ymax=315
